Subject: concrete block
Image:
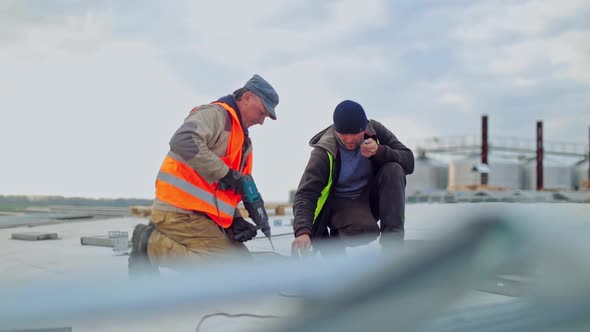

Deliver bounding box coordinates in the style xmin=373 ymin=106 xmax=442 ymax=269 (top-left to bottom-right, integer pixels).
xmin=11 ymin=232 xmax=59 ymax=241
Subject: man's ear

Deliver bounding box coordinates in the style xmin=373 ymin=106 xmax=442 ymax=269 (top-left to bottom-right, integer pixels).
xmin=245 ymin=91 xmax=254 ymax=102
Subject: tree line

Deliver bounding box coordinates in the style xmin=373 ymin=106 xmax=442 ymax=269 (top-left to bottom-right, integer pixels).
xmin=0 ymin=195 xmax=153 ymax=211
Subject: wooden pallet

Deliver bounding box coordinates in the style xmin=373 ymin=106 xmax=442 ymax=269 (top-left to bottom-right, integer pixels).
xmin=130 ymin=205 xmax=152 ymax=217
xmin=448 ymin=184 xmax=509 ymax=191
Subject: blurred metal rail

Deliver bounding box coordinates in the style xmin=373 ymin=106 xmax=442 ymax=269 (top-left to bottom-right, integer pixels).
xmin=409 ymin=135 xmax=588 ymax=158
xmin=1 ymin=208 xmax=589 ymax=332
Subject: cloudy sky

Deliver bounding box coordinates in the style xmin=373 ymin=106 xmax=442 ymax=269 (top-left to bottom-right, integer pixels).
xmin=1 ymin=0 xmax=589 ymax=201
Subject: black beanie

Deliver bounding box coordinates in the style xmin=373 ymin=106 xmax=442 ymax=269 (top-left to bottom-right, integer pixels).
xmin=333 ymin=100 xmax=367 ymax=134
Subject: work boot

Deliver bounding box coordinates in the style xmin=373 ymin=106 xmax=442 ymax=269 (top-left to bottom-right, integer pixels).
xmin=128 ymin=223 xmax=159 ymax=278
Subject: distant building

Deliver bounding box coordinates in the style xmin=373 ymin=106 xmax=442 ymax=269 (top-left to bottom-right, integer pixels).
xmin=573 ymin=160 xmax=589 ymax=190
xmin=406 ymin=151 xmax=448 ymax=194
xmin=448 ymin=155 xmax=522 ymax=190
xmin=523 ymin=157 xmax=573 ymax=191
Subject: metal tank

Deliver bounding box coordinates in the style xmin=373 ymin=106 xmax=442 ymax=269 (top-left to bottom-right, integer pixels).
xmin=406 ymin=152 xmax=448 ymax=194
xmin=448 ymin=155 xmax=523 ymax=190
xmin=436 ymin=160 xmax=449 ymax=190
xmin=448 ymin=157 xmax=479 ymax=189
xmin=573 ymin=160 xmax=589 ymax=190
xmin=523 ymin=158 xmax=573 ymax=190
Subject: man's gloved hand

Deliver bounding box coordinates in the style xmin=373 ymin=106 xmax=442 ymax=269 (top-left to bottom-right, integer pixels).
xmin=229 ymin=217 xmax=257 ymax=242
xmin=218 ymin=169 xmax=242 ymax=193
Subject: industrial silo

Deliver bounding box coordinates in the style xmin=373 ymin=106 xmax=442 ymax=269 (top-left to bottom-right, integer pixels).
xmin=406 ymin=152 xmax=448 ymax=193
xmin=574 ymin=160 xmax=589 ymax=190
xmin=488 ymin=157 xmax=523 ymax=189
xmin=448 ymin=156 xmax=479 ymax=189
xmin=523 ymin=158 xmax=573 ymax=190
xmin=436 ymin=160 xmax=449 ymax=190
xmin=448 ymin=155 xmax=522 ymax=190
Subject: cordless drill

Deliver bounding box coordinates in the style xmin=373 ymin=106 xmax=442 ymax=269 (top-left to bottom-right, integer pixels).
xmin=240 ymin=174 xmax=272 ymax=239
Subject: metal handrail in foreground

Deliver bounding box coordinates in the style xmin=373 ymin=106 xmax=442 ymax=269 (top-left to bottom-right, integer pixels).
xmin=1 ymin=207 xmax=589 ymax=332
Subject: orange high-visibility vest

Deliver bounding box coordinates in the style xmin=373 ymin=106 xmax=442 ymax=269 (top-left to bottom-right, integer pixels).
xmin=154 ymin=102 xmax=252 ymax=228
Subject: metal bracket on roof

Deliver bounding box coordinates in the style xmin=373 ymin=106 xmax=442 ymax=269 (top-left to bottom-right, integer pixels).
xmin=108 ymin=231 xmax=129 ymax=255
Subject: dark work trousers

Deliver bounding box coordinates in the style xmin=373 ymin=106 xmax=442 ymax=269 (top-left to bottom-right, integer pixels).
xmin=369 ymin=162 xmax=406 ymax=239
xmin=320 ymin=162 xmax=406 ymax=254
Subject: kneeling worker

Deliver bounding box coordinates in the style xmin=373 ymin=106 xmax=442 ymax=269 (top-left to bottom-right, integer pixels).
xmin=129 ymin=74 xmax=279 ymax=276
xmin=291 ymin=100 xmax=414 ymax=256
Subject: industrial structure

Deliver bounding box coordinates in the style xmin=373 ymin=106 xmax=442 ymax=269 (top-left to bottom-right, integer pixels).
xmin=448 ymin=155 xmax=523 ymax=190
xmin=407 ymin=117 xmax=590 ymax=193
xmin=576 ymin=160 xmax=590 ymax=189
xmin=405 ymin=151 xmax=448 ymax=194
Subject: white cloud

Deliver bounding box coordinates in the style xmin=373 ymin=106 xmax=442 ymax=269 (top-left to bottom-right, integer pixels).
xmin=454 ymin=0 xmax=590 ymax=41
xmin=510 ymin=77 xmax=536 ymax=88
xmin=326 ymin=0 xmax=389 ymax=31
xmin=0 ymin=20 xmax=200 ymax=199
xmin=428 ymin=79 xmax=475 ymax=114
xmin=438 ymin=93 xmax=474 ymax=113
xmin=452 ymin=0 xmax=590 ymax=85
xmin=184 ymin=0 xmax=389 ymax=66
xmin=1 ymin=5 xmax=112 ymax=56
xmin=379 ymin=116 xmax=437 ymax=144
xmin=490 ymin=30 xmax=590 ymax=83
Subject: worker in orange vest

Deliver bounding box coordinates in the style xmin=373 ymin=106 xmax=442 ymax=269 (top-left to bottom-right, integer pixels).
xmin=129 ymin=74 xmax=279 ymax=277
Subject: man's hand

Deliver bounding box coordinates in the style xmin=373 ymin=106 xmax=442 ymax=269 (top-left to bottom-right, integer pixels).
xmin=218 ymin=169 xmax=242 ymax=193
xmin=291 ymin=233 xmax=312 ymax=257
xmin=361 ymin=138 xmax=378 ymax=158
xmin=229 ymin=217 xmax=257 ymax=242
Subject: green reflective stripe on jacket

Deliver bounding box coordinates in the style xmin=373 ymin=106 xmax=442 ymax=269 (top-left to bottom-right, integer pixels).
xmin=313 ymin=151 xmax=334 ymax=223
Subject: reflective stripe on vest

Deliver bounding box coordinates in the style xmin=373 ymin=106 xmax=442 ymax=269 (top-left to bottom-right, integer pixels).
xmin=155 ymin=102 xmax=252 ymax=228
xmin=313 ymin=151 xmax=334 ymax=223
xmin=312 ymin=137 xmax=380 ymax=223
xmin=156 ymin=152 xmax=236 ymax=216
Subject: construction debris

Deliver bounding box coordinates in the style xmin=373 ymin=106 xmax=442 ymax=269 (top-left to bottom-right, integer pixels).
xmin=130 ymin=206 xmax=152 ymax=217
xmin=448 ymin=184 xmax=509 ymax=191
xmin=130 ymin=204 xmax=292 ymax=218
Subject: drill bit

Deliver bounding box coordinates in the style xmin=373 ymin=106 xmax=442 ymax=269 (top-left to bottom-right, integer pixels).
xmin=268 ymin=237 xmax=276 ymax=252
